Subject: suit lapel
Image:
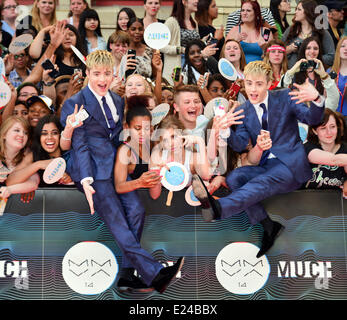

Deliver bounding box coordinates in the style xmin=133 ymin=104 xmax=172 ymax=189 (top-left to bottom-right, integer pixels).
xmin=82 ymin=87 xmax=111 ymax=133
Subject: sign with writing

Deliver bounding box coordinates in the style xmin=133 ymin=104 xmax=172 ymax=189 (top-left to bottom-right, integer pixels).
xmin=151 ymin=103 xmax=170 ymax=126
xmin=144 ymin=22 xmax=171 ymax=50
xmin=160 ymin=162 xmax=189 ymax=192
xmin=9 ymin=34 xmax=33 ymax=54
xmin=204 ymin=97 xmax=229 ymax=120
xmin=43 ymin=157 xmax=66 ymax=184
xmin=0 ymin=81 xmax=12 ymax=108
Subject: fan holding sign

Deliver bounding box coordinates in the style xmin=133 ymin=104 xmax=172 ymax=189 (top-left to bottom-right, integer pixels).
xmin=149 ymin=115 xmax=211 ymax=203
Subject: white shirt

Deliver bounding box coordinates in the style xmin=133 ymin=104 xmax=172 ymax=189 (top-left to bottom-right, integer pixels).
xmin=81 ymin=85 xmax=120 ymax=185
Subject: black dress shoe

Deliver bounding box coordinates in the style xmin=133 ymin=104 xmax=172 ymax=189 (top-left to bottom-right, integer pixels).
xmin=256 ymin=221 xmax=284 ymax=258
xmin=117 ymin=274 xmax=154 ymax=293
xmin=150 ymin=257 xmax=185 ymax=294
xmin=192 ymin=174 xmax=221 ymax=222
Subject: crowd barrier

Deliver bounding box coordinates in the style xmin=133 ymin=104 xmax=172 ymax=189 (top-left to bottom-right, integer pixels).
xmin=0 ymin=187 xmax=346 ymax=300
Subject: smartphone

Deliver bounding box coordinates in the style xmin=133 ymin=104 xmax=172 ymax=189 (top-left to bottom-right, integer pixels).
xmin=229 ymin=81 xmax=241 ymax=96
xmin=173 ymin=67 xmax=181 ymax=82
xmin=41 ymin=59 xmax=59 ymax=78
xmin=207 ymin=33 xmax=218 ymax=45
xmin=200 ymin=72 xmax=209 ymax=89
xmin=263 ymin=29 xmax=271 ymax=42
xmin=127 ymin=49 xmax=136 ymax=59
xmin=73 ymin=68 xmax=82 ymax=80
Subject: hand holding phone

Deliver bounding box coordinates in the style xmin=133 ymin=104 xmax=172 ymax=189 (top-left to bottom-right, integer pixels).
xmin=41 ymin=59 xmax=59 ymax=78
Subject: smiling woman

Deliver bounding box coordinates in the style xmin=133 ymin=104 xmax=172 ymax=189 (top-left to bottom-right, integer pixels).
xmin=6 ymin=115 xmax=74 ymax=188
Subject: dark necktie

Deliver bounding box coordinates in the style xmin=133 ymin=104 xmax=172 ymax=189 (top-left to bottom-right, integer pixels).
xmin=259 ymin=103 xmax=268 ymax=130
xmin=259 ymin=103 xmax=270 ymax=166
xmin=102 ymin=96 xmax=116 ymax=130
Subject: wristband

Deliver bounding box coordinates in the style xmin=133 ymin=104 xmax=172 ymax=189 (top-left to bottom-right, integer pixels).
xmin=320 ymin=73 xmax=329 ymax=80
xmin=60 ymin=131 xmax=71 ymax=141
xmin=313 ymin=94 xmax=320 ymax=102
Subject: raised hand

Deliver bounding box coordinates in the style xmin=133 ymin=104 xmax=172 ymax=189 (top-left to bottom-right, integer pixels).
xmin=289 ymin=78 xmax=320 ymax=104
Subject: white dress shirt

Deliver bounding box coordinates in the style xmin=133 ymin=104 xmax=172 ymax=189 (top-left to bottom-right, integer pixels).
xmin=80 ymin=85 xmax=120 ymax=186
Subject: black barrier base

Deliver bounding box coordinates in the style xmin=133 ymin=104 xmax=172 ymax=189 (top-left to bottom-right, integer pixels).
xmin=0 ymin=187 xmax=345 ymax=300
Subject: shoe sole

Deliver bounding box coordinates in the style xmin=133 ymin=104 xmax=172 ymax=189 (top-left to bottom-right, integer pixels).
xmin=256 ymin=225 xmax=285 ymax=258
xmin=159 ymin=257 xmax=185 ymax=294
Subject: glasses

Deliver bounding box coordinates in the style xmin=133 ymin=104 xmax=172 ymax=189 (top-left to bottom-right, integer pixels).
xmin=14 ymin=53 xmax=27 ymax=59
xmin=3 ymin=5 xmax=17 ymax=9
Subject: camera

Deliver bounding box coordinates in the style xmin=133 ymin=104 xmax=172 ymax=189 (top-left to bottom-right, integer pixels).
xmin=299 ymin=60 xmax=318 ymax=72
xmin=294 ymin=39 xmax=302 ymax=49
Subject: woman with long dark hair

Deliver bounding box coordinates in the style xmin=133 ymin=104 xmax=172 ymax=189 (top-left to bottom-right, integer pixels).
xmin=226 ymin=0 xmax=273 ymax=64
xmin=116 ymin=7 xmax=136 ymax=31
xmin=195 ymin=0 xmax=224 ymax=60
xmin=269 ymin=0 xmax=290 ymax=40
xmin=78 ymin=8 xmax=107 ymax=55
xmin=282 ymin=36 xmax=339 ymax=110
xmin=160 ymin=0 xmax=217 ymax=84
xmin=282 ymin=0 xmax=335 ymax=68
xmin=6 ymin=115 xmax=73 ymax=187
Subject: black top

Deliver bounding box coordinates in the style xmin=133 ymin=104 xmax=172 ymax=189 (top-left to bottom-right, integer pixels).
xmin=303 ymin=141 xmax=347 ymax=189
xmin=198 ymin=24 xmax=224 ymax=61
xmin=124 ymin=143 xmax=148 ymax=181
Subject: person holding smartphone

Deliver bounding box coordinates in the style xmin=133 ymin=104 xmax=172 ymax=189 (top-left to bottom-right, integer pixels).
xmin=226 ymin=0 xmax=273 ymax=64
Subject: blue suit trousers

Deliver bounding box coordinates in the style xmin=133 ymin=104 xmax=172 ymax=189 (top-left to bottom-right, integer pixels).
xmin=220 ymin=158 xmax=302 ymax=224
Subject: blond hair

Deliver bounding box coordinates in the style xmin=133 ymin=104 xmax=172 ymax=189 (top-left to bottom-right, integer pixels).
xmin=244 ymin=60 xmax=274 ymax=82
xmin=0 ymin=116 xmax=30 ymax=166
xmin=86 ymin=50 xmax=115 ymax=69
xmin=331 ymin=36 xmax=347 ymax=75
xmin=31 ymin=0 xmax=57 ymax=33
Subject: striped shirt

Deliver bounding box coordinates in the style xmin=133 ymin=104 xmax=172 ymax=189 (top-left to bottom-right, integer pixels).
xmin=225 ymin=8 xmax=276 ymax=36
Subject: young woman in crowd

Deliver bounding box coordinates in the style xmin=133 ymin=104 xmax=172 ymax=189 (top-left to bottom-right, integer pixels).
xmin=78 ymin=8 xmax=107 ymax=55
xmin=269 ymin=0 xmax=290 ymax=40
xmin=262 ymin=39 xmax=288 ymax=89
xmin=66 ymin=0 xmax=88 ymax=29
xmin=0 ymin=116 xmax=39 ymax=198
xmin=116 ymin=7 xmax=136 ymax=32
xmin=304 ymin=109 xmax=347 ymax=195
xmin=282 ymin=0 xmax=335 ymax=68
xmin=16 ymin=0 xmax=57 ymax=37
xmin=331 ymin=36 xmax=347 ymax=116
xmin=149 ymin=115 xmax=211 ymax=199
xmin=161 ymin=0 xmax=217 ymax=84
xmin=114 ymin=95 xmax=161 ymax=194
xmin=127 ymin=17 xmax=153 ymax=79
xmin=124 ymin=74 xmax=152 ymax=99
xmin=6 ymin=115 xmax=73 ymax=188
xmin=226 ymin=0 xmax=273 ymax=64
xmin=195 ymin=0 xmax=224 ymax=60
xmin=282 ymin=36 xmax=339 ymax=110
xmin=142 ymin=0 xmax=164 ymax=29
xmin=1 ymin=0 xmax=18 ymax=37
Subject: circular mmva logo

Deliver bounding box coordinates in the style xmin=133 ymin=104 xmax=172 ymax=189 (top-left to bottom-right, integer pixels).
xmin=62 ymin=241 xmax=118 ymax=295
xmin=215 ymin=242 xmax=270 ymax=295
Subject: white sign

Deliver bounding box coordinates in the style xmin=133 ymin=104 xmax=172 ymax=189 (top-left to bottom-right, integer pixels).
xmin=0 ymin=81 xmax=12 ymax=108
xmin=43 ymin=157 xmax=66 ymax=184
xmin=160 ymin=162 xmax=189 ymax=192
xmin=215 ymin=242 xmax=270 ymax=295
xmin=204 ymin=97 xmax=229 ymax=120
xmin=9 ymin=34 xmax=33 ymax=54
xmin=151 ymin=103 xmax=170 ymax=126
xmin=144 ymin=22 xmax=171 ymax=50
xmin=62 ymin=241 xmax=118 ymax=295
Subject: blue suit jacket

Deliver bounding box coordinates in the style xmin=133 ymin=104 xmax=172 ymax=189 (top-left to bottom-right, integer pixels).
xmin=227 ymin=88 xmax=324 ymax=184
xmin=60 ymin=86 xmax=124 ymax=183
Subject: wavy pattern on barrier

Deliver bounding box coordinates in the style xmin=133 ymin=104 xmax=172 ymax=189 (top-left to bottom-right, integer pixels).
xmin=0 ymin=211 xmax=345 ymax=300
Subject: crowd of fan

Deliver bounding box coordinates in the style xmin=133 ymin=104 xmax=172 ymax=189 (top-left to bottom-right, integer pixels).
xmin=0 ymin=0 xmax=347 ymax=203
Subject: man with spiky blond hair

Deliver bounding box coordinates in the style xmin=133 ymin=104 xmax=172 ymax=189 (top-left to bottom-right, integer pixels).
xmin=192 ymin=60 xmax=325 ymax=258
xmin=61 ymin=50 xmax=184 ymax=294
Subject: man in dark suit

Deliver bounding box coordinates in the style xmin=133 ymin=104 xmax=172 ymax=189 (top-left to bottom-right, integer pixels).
xmin=60 ymin=50 xmax=184 ymax=294
xmin=192 ymin=61 xmax=325 ymax=258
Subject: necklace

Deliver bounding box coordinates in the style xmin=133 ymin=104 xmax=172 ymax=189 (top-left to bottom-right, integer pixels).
xmin=300 ymin=30 xmax=312 ymax=39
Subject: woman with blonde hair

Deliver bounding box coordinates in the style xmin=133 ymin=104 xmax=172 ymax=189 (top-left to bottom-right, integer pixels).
xmin=0 ymin=116 xmax=39 ymax=199
xmin=331 ymin=36 xmax=347 ymax=116
xmin=262 ymin=39 xmax=288 ymax=89
xmin=16 ymin=0 xmax=57 ymax=37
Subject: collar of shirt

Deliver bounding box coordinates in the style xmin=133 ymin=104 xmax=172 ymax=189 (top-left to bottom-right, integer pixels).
xmin=253 ymin=91 xmax=269 ymax=123
xmin=88 ymin=83 xmax=110 ymax=105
